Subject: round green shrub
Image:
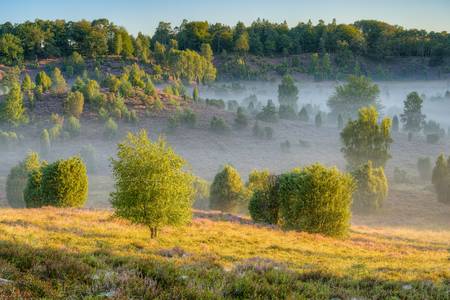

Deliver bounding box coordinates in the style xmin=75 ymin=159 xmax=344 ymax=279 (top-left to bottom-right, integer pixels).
xmin=278 ymin=164 xmax=355 ymax=237
xmin=24 ymin=157 xmax=88 ymax=208
xmin=209 ymin=165 xmax=246 ymax=212
xmin=352 ymin=161 xmax=388 ymax=213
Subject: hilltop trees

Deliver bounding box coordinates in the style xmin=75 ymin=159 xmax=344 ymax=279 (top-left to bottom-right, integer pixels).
xmin=209 ymin=165 xmax=246 ymax=212
xmin=327 ymin=76 xmax=380 ymax=119
xmin=110 ymin=130 xmax=195 ymax=239
xmin=341 ymin=106 xmax=392 ymax=169
xmin=0 ymin=33 xmax=23 ymax=65
xmin=400 ymin=92 xmax=426 ymax=136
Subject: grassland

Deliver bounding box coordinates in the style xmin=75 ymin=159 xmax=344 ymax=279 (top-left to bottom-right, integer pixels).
xmin=0 ymin=206 xmax=448 ymax=299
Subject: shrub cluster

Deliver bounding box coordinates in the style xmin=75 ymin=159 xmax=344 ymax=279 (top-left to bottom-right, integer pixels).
xmin=248 ymin=164 xmax=355 ymax=237
xmin=210 ymin=116 xmax=230 ymax=134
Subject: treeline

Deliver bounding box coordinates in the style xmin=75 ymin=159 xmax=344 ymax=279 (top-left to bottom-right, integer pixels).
xmin=0 ymin=18 xmax=449 ymax=66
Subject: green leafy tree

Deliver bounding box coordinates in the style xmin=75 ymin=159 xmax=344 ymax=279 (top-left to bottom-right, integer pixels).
xmin=0 ymin=81 xmax=27 ymax=126
xmin=352 ymin=161 xmax=388 ymax=213
xmin=210 ymin=165 xmax=246 ymax=212
xmin=327 ymin=76 xmax=380 ymax=119
xmin=400 ymin=92 xmax=426 ymax=135
xmin=64 ymin=91 xmax=84 ymax=118
xmin=341 ymin=106 xmax=392 ymax=169
xmin=110 ymin=130 xmax=195 ymax=238
xmin=24 ymin=157 xmax=88 ymax=208
xmin=278 ymin=75 xmax=299 ymax=110
xmin=6 ymin=152 xmax=43 ymax=208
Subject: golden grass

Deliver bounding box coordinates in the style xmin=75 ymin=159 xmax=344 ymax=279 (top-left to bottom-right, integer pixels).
xmin=0 ymin=207 xmax=448 ymax=285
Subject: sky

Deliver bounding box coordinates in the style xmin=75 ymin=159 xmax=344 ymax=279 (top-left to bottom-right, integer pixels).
xmin=1 ymin=0 xmax=449 ymax=35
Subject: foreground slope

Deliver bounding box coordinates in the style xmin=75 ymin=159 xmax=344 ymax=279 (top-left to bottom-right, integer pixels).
xmin=0 ymin=208 xmax=448 ymax=299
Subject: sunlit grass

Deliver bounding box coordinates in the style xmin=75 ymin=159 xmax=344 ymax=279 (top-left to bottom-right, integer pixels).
xmin=0 ymin=207 xmax=448 ymax=298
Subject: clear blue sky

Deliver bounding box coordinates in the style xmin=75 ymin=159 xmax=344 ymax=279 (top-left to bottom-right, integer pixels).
xmin=1 ymin=0 xmax=449 ymax=35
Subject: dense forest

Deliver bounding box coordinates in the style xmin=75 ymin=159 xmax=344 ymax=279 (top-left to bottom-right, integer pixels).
xmin=1 ymin=18 xmax=449 ymax=67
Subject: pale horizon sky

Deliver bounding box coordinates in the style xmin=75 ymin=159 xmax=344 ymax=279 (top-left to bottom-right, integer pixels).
xmin=1 ymin=0 xmax=449 ymax=35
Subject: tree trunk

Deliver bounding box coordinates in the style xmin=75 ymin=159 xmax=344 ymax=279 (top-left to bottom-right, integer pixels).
xmin=150 ymin=227 xmax=158 ymax=239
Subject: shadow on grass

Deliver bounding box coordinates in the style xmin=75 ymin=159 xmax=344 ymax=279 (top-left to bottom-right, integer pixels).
xmin=0 ymin=239 xmax=448 ymax=299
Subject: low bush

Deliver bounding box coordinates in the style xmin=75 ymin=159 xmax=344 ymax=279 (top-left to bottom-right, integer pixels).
xmin=210 ymin=116 xmax=230 ymax=134
xmin=234 ymin=107 xmax=248 ymax=130
xmin=256 ymin=100 xmax=278 ymax=123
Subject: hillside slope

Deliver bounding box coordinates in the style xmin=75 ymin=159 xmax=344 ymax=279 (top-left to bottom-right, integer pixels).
xmin=0 ymin=208 xmax=448 ymax=299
